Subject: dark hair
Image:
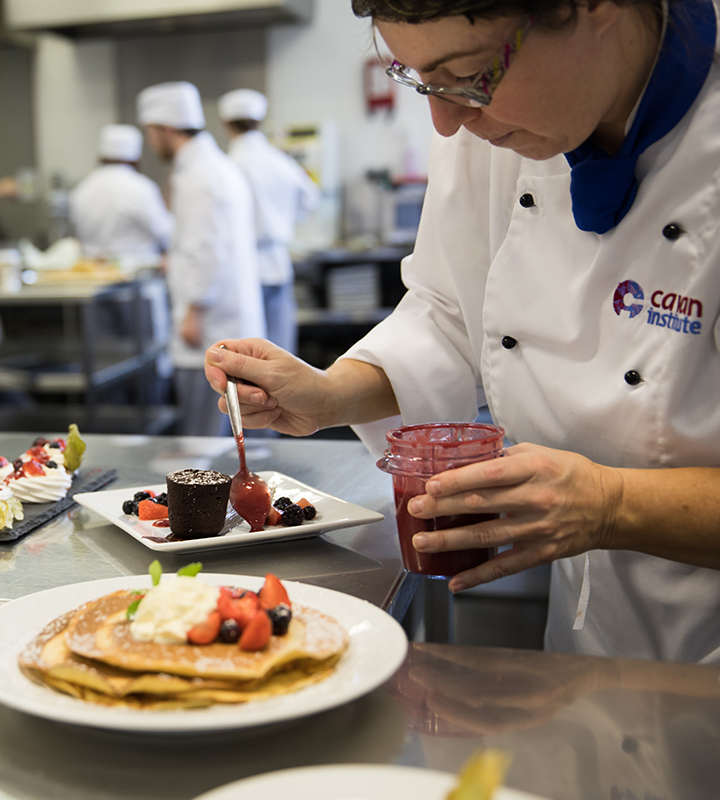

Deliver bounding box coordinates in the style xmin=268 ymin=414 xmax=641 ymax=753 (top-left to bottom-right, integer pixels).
xmin=225 ymin=119 xmax=260 ymax=134
xmin=352 ymin=0 xmax=662 ymax=28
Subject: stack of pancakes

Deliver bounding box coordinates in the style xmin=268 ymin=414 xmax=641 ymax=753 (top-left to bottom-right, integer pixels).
xmin=19 ymin=590 xmax=348 ymax=709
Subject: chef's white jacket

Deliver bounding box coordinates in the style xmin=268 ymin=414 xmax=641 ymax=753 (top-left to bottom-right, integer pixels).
xmin=69 ymin=164 xmax=173 ymax=259
xmin=227 ymin=131 xmax=320 ymax=286
xmin=345 ymin=38 xmax=720 ymax=664
xmin=168 ymin=132 xmax=265 ymax=369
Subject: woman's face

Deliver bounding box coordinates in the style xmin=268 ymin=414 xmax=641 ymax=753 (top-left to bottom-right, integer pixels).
xmin=377 ymin=3 xmax=651 ymax=160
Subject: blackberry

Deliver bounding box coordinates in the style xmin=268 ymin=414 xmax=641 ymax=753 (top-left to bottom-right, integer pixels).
xmin=154 ymin=492 xmax=168 ymax=506
xmin=48 ymin=442 xmax=61 ymax=449
xmin=133 ymin=491 xmax=152 ymax=502
xmin=122 ymin=500 xmax=136 ymax=515
xmin=268 ymin=604 xmax=292 ymax=636
xmin=273 ymin=496 xmax=293 ymax=511
xmin=302 ymin=504 xmax=317 ymax=521
xmin=32 ymin=437 xmax=49 ymax=447
xmin=219 ymin=619 xmax=241 ymax=644
xmin=46 ymin=460 xmax=58 ymax=469
xmin=12 ymin=458 xmax=23 ymax=472
xmin=281 ymin=504 xmax=304 ymax=526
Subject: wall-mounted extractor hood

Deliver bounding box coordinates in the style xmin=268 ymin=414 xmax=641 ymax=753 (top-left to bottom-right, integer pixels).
xmin=2 ymin=0 xmax=312 ymax=37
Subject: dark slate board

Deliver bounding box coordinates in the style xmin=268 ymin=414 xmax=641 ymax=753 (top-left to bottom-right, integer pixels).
xmin=0 ymin=468 xmax=118 ymax=543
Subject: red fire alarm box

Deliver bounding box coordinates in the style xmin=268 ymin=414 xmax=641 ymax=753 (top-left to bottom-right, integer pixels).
xmin=363 ymin=57 xmax=396 ymax=114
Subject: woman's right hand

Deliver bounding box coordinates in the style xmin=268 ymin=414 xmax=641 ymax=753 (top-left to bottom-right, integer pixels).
xmin=205 ymin=339 xmax=400 ymax=437
xmin=204 ymin=338 xmax=333 ymax=436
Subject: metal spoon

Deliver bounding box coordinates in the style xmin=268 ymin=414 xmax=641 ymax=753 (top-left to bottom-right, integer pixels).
xmin=224 ymin=375 xmax=243 ymax=439
xmin=219 ymin=351 xmax=271 ymax=531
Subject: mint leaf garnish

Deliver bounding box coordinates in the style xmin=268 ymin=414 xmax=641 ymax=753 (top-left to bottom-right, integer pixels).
xmin=126 ymin=597 xmax=143 ymax=619
xmin=149 ymin=559 xmax=162 ymax=586
xmin=177 ymin=562 xmax=203 ymax=578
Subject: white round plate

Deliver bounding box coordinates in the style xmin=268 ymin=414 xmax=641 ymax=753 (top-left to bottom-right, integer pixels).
xmin=192 ymin=764 xmax=547 ymax=800
xmin=0 ymin=574 xmax=407 ymax=733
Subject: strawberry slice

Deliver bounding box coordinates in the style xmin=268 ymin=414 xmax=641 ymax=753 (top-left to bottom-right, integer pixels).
xmin=259 ymin=573 xmax=291 ymax=610
xmin=138 ymin=498 xmax=169 ymax=521
xmin=187 ymin=610 xmax=222 ymax=645
xmin=24 ymin=460 xmax=46 ymax=477
xmin=239 ymin=608 xmax=272 ymax=651
xmin=217 ymin=587 xmax=261 ymax=629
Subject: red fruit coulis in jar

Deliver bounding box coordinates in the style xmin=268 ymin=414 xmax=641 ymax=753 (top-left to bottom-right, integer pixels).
xmin=229 ymin=433 xmax=271 ymax=532
xmin=393 ymin=479 xmax=497 ymax=577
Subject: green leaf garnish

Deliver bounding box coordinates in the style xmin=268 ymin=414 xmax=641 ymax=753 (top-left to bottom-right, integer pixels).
xmin=149 ymin=559 xmax=162 ymax=586
xmin=126 ymin=598 xmax=143 ymax=619
xmin=177 ymin=562 xmax=203 ymax=578
xmin=63 ymin=423 xmax=86 ymax=472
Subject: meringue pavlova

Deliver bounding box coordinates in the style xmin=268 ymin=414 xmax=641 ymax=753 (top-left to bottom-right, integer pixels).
xmin=3 ymin=424 xmax=85 ymax=504
xmin=0 ymin=481 xmax=24 ymax=531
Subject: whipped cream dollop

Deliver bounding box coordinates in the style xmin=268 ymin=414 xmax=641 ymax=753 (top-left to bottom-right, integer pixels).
xmin=0 ymin=462 xmax=13 ymax=483
xmin=6 ymin=465 xmax=72 ymax=503
xmin=0 ymin=484 xmax=15 ymax=502
xmin=130 ymin=576 xmax=220 ymax=644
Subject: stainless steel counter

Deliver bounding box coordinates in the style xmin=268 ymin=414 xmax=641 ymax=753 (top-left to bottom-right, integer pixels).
xmin=0 ymin=433 xmax=415 ymax=616
xmin=0 ymin=640 xmax=718 ymax=800
xmin=1 ymin=434 xmax=719 ymax=800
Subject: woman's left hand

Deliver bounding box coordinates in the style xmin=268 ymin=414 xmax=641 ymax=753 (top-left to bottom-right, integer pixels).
xmin=408 ymin=442 xmax=624 ymax=592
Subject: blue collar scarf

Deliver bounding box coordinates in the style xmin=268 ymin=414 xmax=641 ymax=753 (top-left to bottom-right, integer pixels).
xmin=564 ymin=0 xmax=717 ymax=235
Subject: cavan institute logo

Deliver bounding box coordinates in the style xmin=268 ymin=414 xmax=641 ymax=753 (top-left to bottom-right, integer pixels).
xmin=613 ymin=279 xmax=703 ymax=335
xmin=613 ymin=279 xmax=644 ymax=318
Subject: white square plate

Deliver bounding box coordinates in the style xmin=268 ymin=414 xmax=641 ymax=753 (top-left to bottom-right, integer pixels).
xmin=73 ymin=471 xmax=384 ymax=554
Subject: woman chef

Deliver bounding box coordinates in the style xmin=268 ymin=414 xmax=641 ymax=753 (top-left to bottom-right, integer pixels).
xmin=205 ymin=0 xmax=720 ymax=663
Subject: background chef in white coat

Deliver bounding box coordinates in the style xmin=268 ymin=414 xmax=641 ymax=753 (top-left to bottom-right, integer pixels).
xmin=218 ymin=89 xmax=320 ymax=354
xmin=69 ymin=124 xmax=173 ymax=260
xmin=138 ymin=81 xmax=265 ymax=435
xmin=206 ymin=0 xmax=720 ymax=663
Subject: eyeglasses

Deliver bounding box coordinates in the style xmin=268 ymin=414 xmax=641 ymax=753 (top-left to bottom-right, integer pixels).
xmin=386 ymin=17 xmax=533 ymax=108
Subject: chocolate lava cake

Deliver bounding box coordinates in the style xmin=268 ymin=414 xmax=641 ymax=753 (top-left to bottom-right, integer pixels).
xmin=166 ymin=469 xmax=232 ymax=538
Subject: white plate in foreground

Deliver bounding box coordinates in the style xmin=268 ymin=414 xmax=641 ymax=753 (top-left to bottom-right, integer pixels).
xmin=193 ymin=764 xmax=548 ymax=800
xmin=73 ymin=471 xmax=384 ymax=553
xmin=0 ymin=574 xmax=407 ymax=733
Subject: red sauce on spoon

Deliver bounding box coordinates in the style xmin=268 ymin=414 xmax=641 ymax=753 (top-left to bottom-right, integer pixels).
xmin=229 ymin=432 xmax=271 ymax=532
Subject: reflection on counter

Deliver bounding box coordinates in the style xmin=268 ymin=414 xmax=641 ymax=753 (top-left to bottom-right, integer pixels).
xmin=393 ymin=643 xmax=720 ymax=800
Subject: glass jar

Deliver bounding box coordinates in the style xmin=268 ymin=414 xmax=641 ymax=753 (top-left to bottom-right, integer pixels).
xmin=377 ymin=422 xmax=505 ymax=579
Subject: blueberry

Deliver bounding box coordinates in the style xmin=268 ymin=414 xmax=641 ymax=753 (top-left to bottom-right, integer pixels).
xmin=281 ymin=504 xmax=304 ymax=527
xmin=268 ymin=604 xmax=292 ymax=636
xmin=122 ymin=500 xmax=135 ymax=515
xmin=48 ymin=442 xmax=61 ymax=449
xmin=133 ymin=491 xmax=152 ymax=502
xmin=302 ymin=504 xmax=317 ymax=521
xmin=46 ymin=460 xmax=58 ymax=469
xmin=273 ymin=496 xmax=293 ymax=511
xmin=219 ymin=619 xmax=240 ymax=644
xmin=154 ymin=492 xmax=168 ymax=506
